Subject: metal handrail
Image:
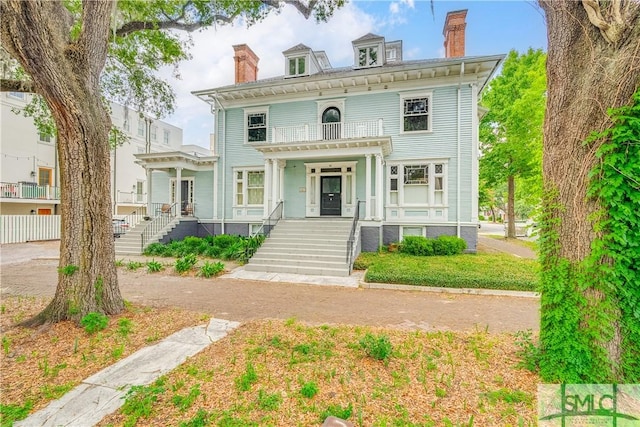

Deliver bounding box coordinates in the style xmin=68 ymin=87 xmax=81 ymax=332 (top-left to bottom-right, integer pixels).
xmin=113 ymin=209 xmax=142 ymax=236
xmin=141 ymin=202 xmax=178 ymax=252
xmin=252 ymin=201 xmax=284 ymax=238
xmin=346 ymin=200 xmax=364 ymax=273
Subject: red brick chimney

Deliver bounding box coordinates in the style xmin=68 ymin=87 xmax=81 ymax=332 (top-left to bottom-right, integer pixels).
xmin=443 ymin=9 xmax=467 ymax=58
xmin=233 ymin=44 xmax=259 ymax=84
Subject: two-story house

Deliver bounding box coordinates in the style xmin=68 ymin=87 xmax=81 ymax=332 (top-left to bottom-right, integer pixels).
xmin=138 ymin=10 xmax=504 ymax=275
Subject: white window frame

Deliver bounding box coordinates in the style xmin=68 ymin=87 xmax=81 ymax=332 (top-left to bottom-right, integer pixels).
xmin=137 ymin=120 xmax=145 ymax=137
xmin=355 ymin=44 xmax=381 ymax=68
xmin=38 ymin=132 xmax=53 ymax=144
xmin=386 ymin=160 xmax=448 ymax=221
xmin=286 ymin=55 xmax=308 ymax=77
xmin=233 ymin=167 xmax=265 ymax=208
xmin=244 ymin=107 xmax=269 ymax=144
xmin=400 ymin=226 xmax=426 ymax=240
xmin=163 ymin=129 xmax=170 ymax=145
xmin=151 ymin=125 xmax=158 ymax=141
xmin=400 ymin=92 xmax=433 ymax=134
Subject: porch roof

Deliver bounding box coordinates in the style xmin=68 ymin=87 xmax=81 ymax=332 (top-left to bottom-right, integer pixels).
xmin=250 ymin=136 xmax=392 ymax=160
xmin=134 ymin=151 xmax=218 ymax=172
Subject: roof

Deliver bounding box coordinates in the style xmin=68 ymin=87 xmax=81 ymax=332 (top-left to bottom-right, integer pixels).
xmin=352 ymin=33 xmax=385 ymax=43
xmin=282 ymin=43 xmax=312 ymax=55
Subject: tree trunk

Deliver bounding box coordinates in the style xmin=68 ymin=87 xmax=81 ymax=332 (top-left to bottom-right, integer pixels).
xmin=538 ymin=0 xmax=640 ymax=382
xmin=506 ymin=175 xmax=515 ymax=238
xmin=1 ymin=0 xmax=123 ymax=323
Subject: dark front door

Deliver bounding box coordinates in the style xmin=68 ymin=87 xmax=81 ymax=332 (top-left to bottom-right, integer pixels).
xmin=321 ymin=176 xmax=341 ymax=216
xmin=180 ymin=180 xmax=189 ymax=214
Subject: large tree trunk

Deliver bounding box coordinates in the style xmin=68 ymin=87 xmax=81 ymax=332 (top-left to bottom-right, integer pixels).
xmin=506 ymin=174 xmax=515 ymax=238
xmin=538 ymin=0 xmax=640 ymax=382
xmin=1 ymin=0 xmax=123 ymax=323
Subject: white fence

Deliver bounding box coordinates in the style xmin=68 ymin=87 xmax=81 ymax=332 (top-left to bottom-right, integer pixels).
xmin=0 ymin=215 xmax=61 ymax=244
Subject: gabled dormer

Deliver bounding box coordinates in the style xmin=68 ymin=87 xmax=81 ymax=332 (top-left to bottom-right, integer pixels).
xmin=283 ymin=44 xmax=331 ymax=78
xmin=352 ymin=33 xmax=385 ymax=69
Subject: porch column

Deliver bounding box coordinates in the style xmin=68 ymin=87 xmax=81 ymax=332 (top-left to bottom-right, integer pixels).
xmin=264 ymin=158 xmax=272 ymax=217
xmin=375 ymin=154 xmax=384 ymax=220
xmin=146 ymin=167 xmax=152 ymax=216
xmin=365 ymin=154 xmax=372 ymax=220
xmin=175 ymin=167 xmax=182 ymax=218
xmin=278 ymin=160 xmax=286 ymax=206
xmin=272 ymin=158 xmax=279 ymax=205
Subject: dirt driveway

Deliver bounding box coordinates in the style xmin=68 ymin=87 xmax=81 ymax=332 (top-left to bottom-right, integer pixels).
xmin=0 ymin=241 xmax=539 ymax=333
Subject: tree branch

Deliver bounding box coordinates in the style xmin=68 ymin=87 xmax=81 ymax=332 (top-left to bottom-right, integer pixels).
xmin=0 ymin=78 xmax=35 ymax=93
xmin=116 ymin=15 xmax=232 ymax=37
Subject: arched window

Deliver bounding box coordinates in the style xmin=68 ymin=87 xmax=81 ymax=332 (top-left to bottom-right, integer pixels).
xmin=321 ymin=107 xmax=341 ymax=140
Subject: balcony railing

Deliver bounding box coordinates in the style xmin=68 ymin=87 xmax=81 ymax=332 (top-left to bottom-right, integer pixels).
xmin=270 ymin=119 xmax=384 ymax=144
xmin=116 ymin=191 xmax=147 ymax=204
xmin=0 ymin=182 xmax=60 ymax=200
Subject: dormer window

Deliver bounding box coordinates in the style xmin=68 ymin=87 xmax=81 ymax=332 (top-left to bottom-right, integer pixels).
xmin=358 ymin=46 xmax=379 ymax=67
xmin=288 ymin=56 xmax=306 ymax=76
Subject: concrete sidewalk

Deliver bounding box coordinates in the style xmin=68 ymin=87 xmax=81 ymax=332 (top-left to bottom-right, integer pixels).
xmin=15 ymin=318 xmax=240 ymax=427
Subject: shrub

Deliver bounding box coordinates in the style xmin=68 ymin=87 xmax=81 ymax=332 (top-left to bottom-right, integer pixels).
xmin=175 ymin=254 xmax=198 ymax=274
xmin=359 ymin=333 xmax=393 ymax=361
xmin=211 ymin=234 xmax=238 ymax=249
xmin=300 ymin=381 xmax=319 ymax=398
xmin=433 ymin=235 xmax=467 ymax=255
xmin=80 ymin=312 xmax=109 ymax=334
xmin=143 ymin=243 xmax=170 ymax=257
xmin=146 ymin=260 xmax=163 ymax=273
xmin=398 ymin=236 xmax=434 ymax=256
xmin=198 ymin=261 xmax=225 ymax=278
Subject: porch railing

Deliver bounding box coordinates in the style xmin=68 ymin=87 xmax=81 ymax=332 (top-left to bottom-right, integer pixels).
xmin=141 ymin=202 xmax=177 ymax=252
xmin=1 ymin=182 xmax=60 ymax=200
xmin=116 ymin=191 xmax=147 ymax=204
xmin=252 ymin=201 xmax=284 ymax=238
xmin=346 ymin=200 xmax=364 ymax=273
xmin=270 ymin=119 xmax=384 ymax=144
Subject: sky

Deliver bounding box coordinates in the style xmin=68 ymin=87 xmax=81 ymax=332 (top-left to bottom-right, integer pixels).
xmin=159 ymin=0 xmax=547 ymax=148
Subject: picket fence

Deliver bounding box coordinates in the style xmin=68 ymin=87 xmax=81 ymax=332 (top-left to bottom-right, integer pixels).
xmin=0 ymin=215 xmax=61 ymax=244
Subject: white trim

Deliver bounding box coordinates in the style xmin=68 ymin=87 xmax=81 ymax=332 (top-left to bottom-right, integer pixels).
xmin=400 ymin=91 xmax=433 ymax=134
xmin=304 ymin=160 xmax=357 ymax=218
xmin=244 ymin=106 xmax=269 ymax=144
xmin=400 ymin=225 xmax=426 ymax=239
xmin=232 ymin=166 xmax=265 ymax=219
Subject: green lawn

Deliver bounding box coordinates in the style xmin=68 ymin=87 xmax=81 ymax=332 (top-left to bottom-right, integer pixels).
xmin=355 ymin=251 xmax=539 ymax=292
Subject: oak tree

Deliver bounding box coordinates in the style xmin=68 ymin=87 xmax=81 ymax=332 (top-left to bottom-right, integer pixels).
xmin=0 ymin=0 xmax=343 ymax=324
xmin=538 ymin=0 xmax=640 ymax=382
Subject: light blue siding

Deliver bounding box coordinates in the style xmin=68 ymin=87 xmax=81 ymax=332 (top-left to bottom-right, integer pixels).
xmin=193 ymin=170 xmax=214 ymax=218
xmin=151 ymin=171 xmax=170 ymax=203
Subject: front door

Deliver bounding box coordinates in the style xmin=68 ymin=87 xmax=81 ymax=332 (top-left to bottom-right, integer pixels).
xmin=321 ymin=176 xmax=341 ymax=216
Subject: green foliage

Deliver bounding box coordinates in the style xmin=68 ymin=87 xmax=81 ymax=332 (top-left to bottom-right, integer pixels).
xmin=58 ymin=265 xmax=79 ymax=276
xmin=235 ymin=362 xmax=258 ymax=392
xmin=118 ymin=318 xmax=134 ymax=338
xmin=481 ymin=388 xmax=534 ymax=405
xmin=175 ymin=254 xmax=198 ymax=274
xmin=538 ymin=89 xmax=640 ymax=383
xmin=255 ymin=389 xmax=282 ymax=411
xmin=122 ymin=378 xmax=166 ymax=427
xmin=513 ymin=331 xmax=540 ymax=372
xmin=198 ymin=261 xmax=225 ymax=278
xmin=0 ymin=401 xmax=33 ymax=426
xmin=360 ymin=252 xmax=538 ymax=291
xmin=398 ymin=235 xmax=466 ymax=257
xmin=143 ymin=235 xmax=264 ymax=264
xmin=359 ymin=333 xmax=393 ymax=361
xmin=300 ymin=381 xmax=319 ymax=398
xmin=146 ymin=260 xmax=164 ymax=273
xmin=80 ymin=312 xmax=109 ymax=334
xmin=320 ymin=403 xmax=353 ymax=422
xmin=144 ymin=243 xmax=171 ymax=257
xmin=126 ymin=261 xmax=144 ymax=271
xmin=172 ymin=384 xmax=201 ymax=412
xmin=179 ymin=409 xmax=211 ymax=427
xmin=2 ymin=336 xmax=10 ymax=356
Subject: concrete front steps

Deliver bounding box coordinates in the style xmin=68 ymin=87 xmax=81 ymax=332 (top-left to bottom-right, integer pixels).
xmin=114 ymin=218 xmax=178 ymax=256
xmin=245 ymin=218 xmax=353 ymax=277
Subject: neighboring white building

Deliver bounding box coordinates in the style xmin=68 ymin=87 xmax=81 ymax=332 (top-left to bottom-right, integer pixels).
xmin=0 ymin=92 xmax=183 ymax=216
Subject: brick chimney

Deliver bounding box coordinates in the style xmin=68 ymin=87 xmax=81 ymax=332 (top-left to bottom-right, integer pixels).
xmin=443 ymin=9 xmax=467 ymax=58
xmin=233 ymin=44 xmax=259 ymax=84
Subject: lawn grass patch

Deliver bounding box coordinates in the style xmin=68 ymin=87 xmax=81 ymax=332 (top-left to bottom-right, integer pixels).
xmin=357 ymin=252 xmax=538 ymax=291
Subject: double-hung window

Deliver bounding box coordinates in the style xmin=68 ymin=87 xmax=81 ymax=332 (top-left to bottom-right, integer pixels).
xmin=245 ymin=108 xmax=268 ymax=143
xmin=137 ymin=120 xmax=145 ymax=137
xmin=402 ymin=95 xmax=431 ymax=132
xmin=288 ymin=56 xmax=306 ymax=76
xmin=388 ymin=161 xmax=447 ymax=208
xmin=234 ymin=169 xmax=264 ymax=207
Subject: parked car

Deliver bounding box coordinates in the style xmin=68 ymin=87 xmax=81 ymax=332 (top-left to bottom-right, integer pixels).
xmin=112 ymin=218 xmax=129 ymax=238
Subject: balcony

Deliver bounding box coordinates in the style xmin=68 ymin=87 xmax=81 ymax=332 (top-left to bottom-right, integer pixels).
xmin=1 ymin=182 xmax=60 ymax=201
xmin=270 ymin=119 xmax=384 ymax=144
xmin=116 ymin=191 xmax=147 ymax=205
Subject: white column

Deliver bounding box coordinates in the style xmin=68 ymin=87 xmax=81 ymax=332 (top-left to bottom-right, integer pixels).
xmin=278 ymin=160 xmax=286 ymax=205
xmin=272 ymin=158 xmax=279 ymax=205
xmin=264 ymin=158 xmax=272 ymax=217
xmin=146 ymin=167 xmax=152 ymax=216
xmin=375 ymin=154 xmax=384 ymax=220
xmin=212 ymin=162 xmax=218 ymax=219
xmin=175 ymin=167 xmax=182 ymax=218
xmin=365 ymin=154 xmax=372 ymax=220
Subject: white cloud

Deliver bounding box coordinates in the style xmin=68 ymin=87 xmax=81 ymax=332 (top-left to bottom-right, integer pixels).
xmin=160 ymin=3 xmax=375 ymax=147
xmin=389 ymin=3 xmax=399 ymax=14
